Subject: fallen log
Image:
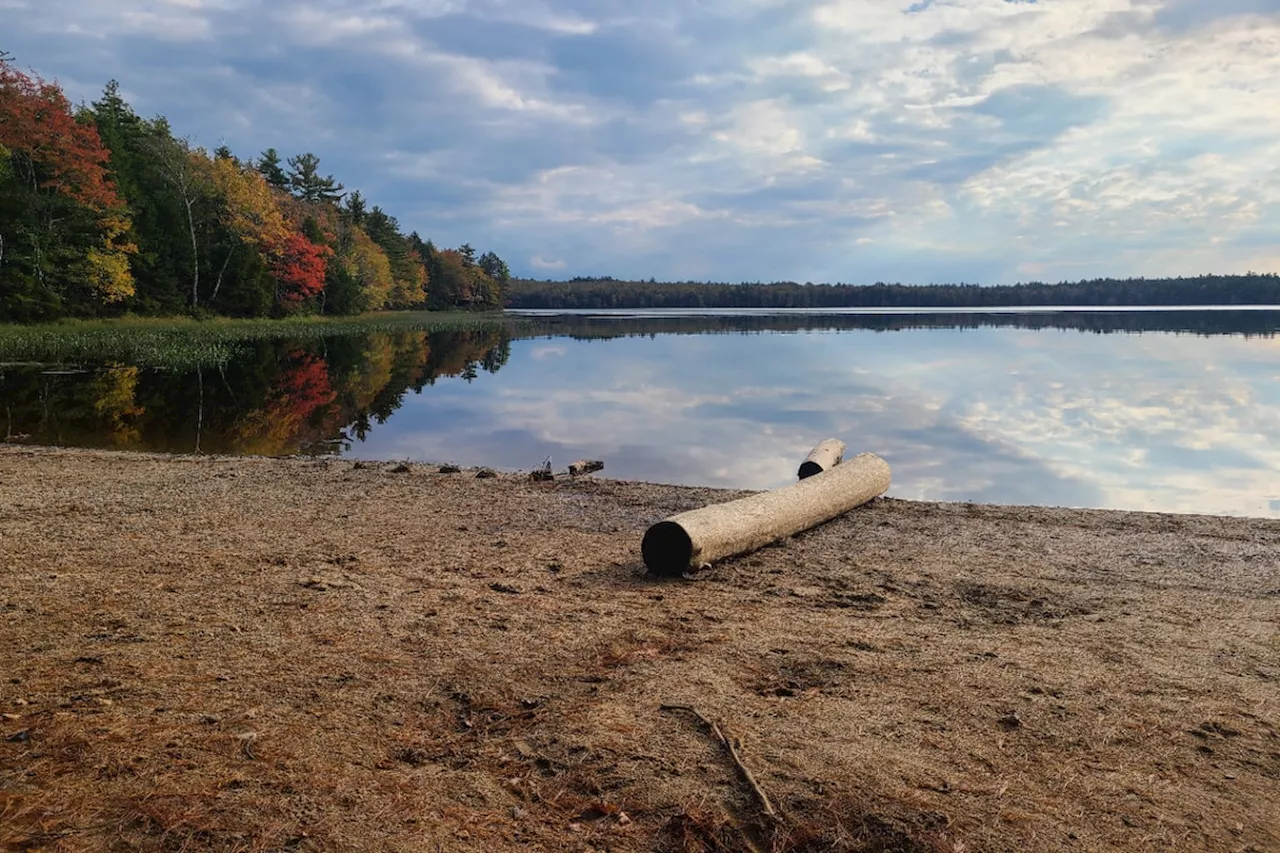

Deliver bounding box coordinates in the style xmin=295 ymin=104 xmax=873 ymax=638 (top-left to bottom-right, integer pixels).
xmin=642 ymin=452 xmax=890 ymax=576
xmin=798 ymin=438 xmax=846 ymax=480
xmin=568 ymin=459 xmax=604 ymax=477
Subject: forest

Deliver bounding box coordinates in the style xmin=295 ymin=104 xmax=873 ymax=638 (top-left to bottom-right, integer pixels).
xmin=507 ymin=274 xmax=1280 ymax=309
xmin=0 ymin=54 xmax=511 ymax=322
xmin=524 ymin=309 xmax=1280 ymax=340
xmin=6 ymin=56 xmax=1278 ymax=324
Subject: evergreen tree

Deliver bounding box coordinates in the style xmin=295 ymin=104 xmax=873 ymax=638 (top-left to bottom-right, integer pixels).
xmin=256 ymin=148 xmax=288 ymax=189
xmin=286 ymin=152 xmax=344 ymax=203
xmin=343 ymin=190 xmax=367 ymax=226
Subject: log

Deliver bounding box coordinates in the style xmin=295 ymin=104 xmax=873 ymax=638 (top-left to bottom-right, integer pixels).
xmin=642 ymin=453 xmax=890 ymax=576
xmin=568 ymin=459 xmax=604 ymax=477
xmin=798 ymin=438 xmax=846 ymax=480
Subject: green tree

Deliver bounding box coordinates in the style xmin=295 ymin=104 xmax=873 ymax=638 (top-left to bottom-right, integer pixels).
xmin=343 ymin=190 xmax=367 ymax=226
xmin=478 ymin=250 xmax=510 ymax=304
xmin=256 ymin=148 xmax=288 ymax=190
xmin=1 ymin=63 xmax=136 ymax=320
xmin=364 ymin=206 xmax=426 ymax=308
xmin=148 ymin=131 xmax=211 ymax=308
xmin=286 ymin=153 xmax=344 ymax=203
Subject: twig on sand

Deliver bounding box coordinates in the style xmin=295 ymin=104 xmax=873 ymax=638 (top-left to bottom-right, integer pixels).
xmin=659 ymin=703 xmax=779 ymax=821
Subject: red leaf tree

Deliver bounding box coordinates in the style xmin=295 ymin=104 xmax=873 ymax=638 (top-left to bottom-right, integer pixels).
xmin=1 ymin=56 xmax=136 ymax=305
xmin=270 ymin=232 xmax=330 ymax=303
xmin=0 ymin=59 xmax=123 ymax=212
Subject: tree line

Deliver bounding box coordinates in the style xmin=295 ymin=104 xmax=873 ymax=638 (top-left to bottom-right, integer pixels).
xmin=509 ymin=274 xmax=1280 ymax=310
xmin=0 ymin=54 xmax=511 ymax=322
xmin=523 ymin=310 xmax=1280 ymax=341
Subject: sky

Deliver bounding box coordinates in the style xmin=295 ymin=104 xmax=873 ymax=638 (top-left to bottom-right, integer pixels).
xmin=3 ymin=0 xmax=1279 ymax=284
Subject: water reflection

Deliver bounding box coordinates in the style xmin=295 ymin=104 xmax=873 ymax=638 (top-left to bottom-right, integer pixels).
xmin=1 ymin=327 xmax=511 ymax=457
xmin=3 ymin=310 xmax=1279 ymax=517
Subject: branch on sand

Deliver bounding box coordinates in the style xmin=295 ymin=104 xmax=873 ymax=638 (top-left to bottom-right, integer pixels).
xmin=659 ymin=703 xmax=779 ymax=822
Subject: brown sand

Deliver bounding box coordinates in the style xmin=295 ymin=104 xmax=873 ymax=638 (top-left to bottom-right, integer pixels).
xmin=0 ymin=446 xmax=1276 ymax=853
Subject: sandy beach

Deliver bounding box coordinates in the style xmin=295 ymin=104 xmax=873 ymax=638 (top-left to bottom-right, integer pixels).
xmin=1 ymin=445 xmax=1277 ymax=852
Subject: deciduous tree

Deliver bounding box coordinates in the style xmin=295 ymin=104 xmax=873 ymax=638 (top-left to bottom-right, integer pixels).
xmin=270 ymin=232 xmax=330 ymax=305
xmin=0 ymin=58 xmax=135 ymax=315
xmin=203 ymin=156 xmax=290 ymax=303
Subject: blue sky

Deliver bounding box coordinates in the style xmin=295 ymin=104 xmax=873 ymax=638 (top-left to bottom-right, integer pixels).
xmin=3 ymin=0 xmax=1279 ymax=283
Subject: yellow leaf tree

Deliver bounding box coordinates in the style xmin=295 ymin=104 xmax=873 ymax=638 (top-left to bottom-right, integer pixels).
xmin=203 ymin=155 xmax=291 ymax=303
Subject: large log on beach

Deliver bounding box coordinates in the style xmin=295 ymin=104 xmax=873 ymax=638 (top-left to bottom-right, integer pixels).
xmin=798 ymin=438 xmax=846 ymax=479
xmin=642 ymin=452 xmax=891 ymax=576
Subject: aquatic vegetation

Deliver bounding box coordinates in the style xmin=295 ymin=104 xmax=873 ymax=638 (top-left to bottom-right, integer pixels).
xmin=0 ymin=312 xmax=507 ymax=370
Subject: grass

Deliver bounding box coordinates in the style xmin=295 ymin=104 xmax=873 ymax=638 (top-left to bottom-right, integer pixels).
xmin=0 ymin=311 xmax=510 ymax=370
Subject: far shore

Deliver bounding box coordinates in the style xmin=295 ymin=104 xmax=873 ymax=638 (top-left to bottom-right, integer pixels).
xmin=1 ymin=445 xmax=1277 ymax=852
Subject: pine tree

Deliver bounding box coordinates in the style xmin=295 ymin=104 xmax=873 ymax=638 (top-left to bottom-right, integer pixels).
xmin=286 ymin=153 xmax=344 ymax=203
xmin=256 ymin=148 xmax=288 ymax=190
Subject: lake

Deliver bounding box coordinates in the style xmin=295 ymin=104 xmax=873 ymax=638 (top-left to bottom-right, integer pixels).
xmin=4 ymin=308 xmax=1279 ymax=518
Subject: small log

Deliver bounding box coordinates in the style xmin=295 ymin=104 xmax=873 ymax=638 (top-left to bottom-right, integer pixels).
xmin=531 ymin=456 xmax=554 ymax=481
xmin=568 ymin=459 xmax=604 ymax=477
xmin=642 ymin=453 xmax=890 ymax=576
xmin=798 ymin=438 xmax=846 ymax=480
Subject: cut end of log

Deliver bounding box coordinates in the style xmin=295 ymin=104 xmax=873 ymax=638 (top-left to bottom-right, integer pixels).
xmin=797 ymin=460 xmax=824 ymax=480
xmin=642 ymin=520 xmax=694 ymax=576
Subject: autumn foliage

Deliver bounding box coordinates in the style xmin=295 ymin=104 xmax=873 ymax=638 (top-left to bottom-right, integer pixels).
xmin=271 ymin=233 xmax=331 ymax=303
xmin=0 ymin=62 xmax=121 ymax=212
xmin=0 ymin=56 xmax=509 ymax=321
xmin=0 ymin=57 xmax=137 ymax=306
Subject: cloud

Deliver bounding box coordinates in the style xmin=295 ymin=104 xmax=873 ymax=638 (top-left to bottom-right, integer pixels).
xmin=339 ymin=320 xmax=1280 ymax=516
xmin=3 ymin=0 xmax=1279 ymax=281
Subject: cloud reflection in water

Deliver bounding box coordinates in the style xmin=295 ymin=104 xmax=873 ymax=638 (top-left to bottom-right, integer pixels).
xmin=352 ymin=320 xmax=1280 ymax=518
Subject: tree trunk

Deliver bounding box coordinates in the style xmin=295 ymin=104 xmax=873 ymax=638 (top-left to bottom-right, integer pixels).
xmin=185 ymin=197 xmax=199 ymax=307
xmin=798 ymin=438 xmax=846 ymax=479
xmin=211 ymin=245 xmax=233 ymax=305
xmin=642 ymin=453 xmax=891 ymax=576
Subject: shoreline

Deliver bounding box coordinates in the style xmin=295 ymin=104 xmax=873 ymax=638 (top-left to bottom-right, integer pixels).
xmin=5 ymin=443 xmax=1277 ymax=523
xmin=2 ymin=445 xmax=1277 ymax=852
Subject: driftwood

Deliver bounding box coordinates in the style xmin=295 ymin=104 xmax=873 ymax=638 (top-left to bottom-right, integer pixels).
xmin=642 ymin=453 xmax=890 ymax=576
xmin=568 ymin=459 xmax=604 ymax=477
xmin=659 ymin=704 xmax=779 ymax=821
xmin=530 ymin=456 xmax=554 ymax=482
xmin=798 ymin=438 xmax=846 ymax=479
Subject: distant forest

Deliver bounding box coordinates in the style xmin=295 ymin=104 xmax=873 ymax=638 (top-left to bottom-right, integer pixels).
xmin=508 ymin=274 xmax=1280 ymax=310
xmin=523 ymin=310 xmax=1280 ymax=340
xmin=0 ymin=54 xmax=510 ymax=322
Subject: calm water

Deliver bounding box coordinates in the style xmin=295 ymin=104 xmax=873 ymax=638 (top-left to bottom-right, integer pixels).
xmin=4 ymin=310 xmax=1280 ymax=518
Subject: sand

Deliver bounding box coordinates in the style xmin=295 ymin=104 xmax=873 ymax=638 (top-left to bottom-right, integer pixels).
xmin=0 ymin=445 xmax=1277 ymax=853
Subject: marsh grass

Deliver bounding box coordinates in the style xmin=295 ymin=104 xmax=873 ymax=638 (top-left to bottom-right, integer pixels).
xmin=0 ymin=311 xmax=508 ymax=370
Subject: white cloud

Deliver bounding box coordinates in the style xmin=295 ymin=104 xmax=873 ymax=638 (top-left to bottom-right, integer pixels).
xmin=3 ymin=0 xmax=1280 ymax=281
